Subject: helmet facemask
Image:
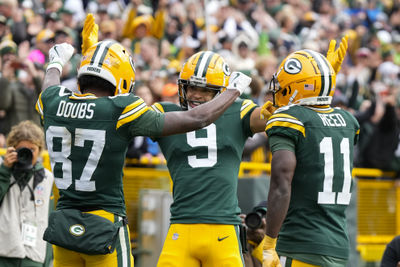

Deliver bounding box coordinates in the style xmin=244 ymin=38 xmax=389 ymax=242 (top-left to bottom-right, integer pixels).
xmin=178 ymin=77 xmax=224 ymax=110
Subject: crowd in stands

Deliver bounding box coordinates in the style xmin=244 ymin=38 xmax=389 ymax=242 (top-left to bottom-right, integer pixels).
xmin=1 ymin=0 xmax=400 ymax=174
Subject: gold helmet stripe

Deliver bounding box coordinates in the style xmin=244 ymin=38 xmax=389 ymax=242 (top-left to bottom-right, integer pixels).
xmin=194 ymin=51 xmax=214 ymax=78
xmin=90 ymin=40 xmax=116 ymax=67
xmin=305 ymin=49 xmax=332 ymax=97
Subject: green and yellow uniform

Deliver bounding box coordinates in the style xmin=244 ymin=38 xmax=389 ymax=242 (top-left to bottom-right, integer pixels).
xmin=152 ymin=99 xmax=257 ymax=267
xmin=36 ymin=85 xmax=166 ymax=267
xmin=266 ymin=105 xmax=360 ymax=266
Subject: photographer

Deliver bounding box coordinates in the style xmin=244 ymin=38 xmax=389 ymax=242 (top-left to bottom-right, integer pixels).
xmin=0 ymin=120 xmax=54 ymax=267
xmin=241 ymin=201 xmax=268 ymax=267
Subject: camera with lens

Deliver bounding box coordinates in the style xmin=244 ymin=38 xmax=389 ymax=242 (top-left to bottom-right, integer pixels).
xmin=14 ymin=147 xmax=33 ymax=170
xmin=245 ymin=204 xmax=267 ymax=230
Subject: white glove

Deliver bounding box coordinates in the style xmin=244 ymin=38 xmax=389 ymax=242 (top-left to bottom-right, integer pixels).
xmin=226 ymin=71 xmax=252 ymax=95
xmin=47 ymin=43 xmax=75 ymax=73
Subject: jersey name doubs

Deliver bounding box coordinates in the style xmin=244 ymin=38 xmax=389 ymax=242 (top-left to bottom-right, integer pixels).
xmin=56 ymin=100 xmax=95 ymax=119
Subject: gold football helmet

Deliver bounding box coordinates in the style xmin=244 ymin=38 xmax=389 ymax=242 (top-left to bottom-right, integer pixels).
xmin=178 ymin=51 xmax=231 ymax=110
xmin=78 ymin=40 xmax=135 ymax=95
xmin=270 ymin=50 xmax=336 ymax=107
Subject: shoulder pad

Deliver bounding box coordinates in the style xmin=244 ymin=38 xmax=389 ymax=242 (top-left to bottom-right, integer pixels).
xmin=110 ymin=93 xmax=142 ymax=109
xmin=152 ymin=102 xmax=181 ymax=113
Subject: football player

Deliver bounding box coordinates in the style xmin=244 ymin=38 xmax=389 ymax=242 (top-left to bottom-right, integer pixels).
xmin=35 ymin=20 xmax=250 ymax=267
xmin=262 ymin=48 xmax=360 ymax=267
xmin=153 ymin=51 xmax=272 ymax=267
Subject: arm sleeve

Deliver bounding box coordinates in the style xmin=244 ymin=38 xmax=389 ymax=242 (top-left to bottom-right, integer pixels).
xmin=268 ymin=134 xmax=295 ymax=153
xmin=127 ymin=109 xmax=165 ymax=137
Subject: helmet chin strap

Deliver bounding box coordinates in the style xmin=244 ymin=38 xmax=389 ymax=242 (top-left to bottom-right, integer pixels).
xmin=288 ymin=90 xmax=298 ymax=105
xmin=117 ymin=78 xmax=123 ymax=95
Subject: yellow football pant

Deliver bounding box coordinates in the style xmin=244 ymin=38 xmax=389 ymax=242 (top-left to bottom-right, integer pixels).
xmin=53 ymin=210 xmax=134 ymax=267
xmin=157 ymin=223 xmax=244 ymax=267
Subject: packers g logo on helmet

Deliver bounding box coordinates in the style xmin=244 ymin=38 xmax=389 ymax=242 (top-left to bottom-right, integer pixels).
xmin=271 ymin=50 xmax=336 ymax=107
xmin=78 ymin=40 xmax=135 ymax=96
xmin=284 ymin=58 xmax=302 ymax=74
xmin=178 ymin=51 xmax=230 ymax=110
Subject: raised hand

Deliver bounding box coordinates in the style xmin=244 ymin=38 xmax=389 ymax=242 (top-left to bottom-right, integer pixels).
xmin=326 ymin=35 xmax=348 ymax=74
xmin=47 ymin=43 xmax=75 ymax=73
xmin=227 ymin=71 xmax=252 ymax=95
xmin=81 ymin=13 xmax=98 ymax=55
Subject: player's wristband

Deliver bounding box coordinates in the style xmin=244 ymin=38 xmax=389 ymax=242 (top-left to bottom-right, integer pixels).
xmin=46 ymin=62 xmax=63 ymax=73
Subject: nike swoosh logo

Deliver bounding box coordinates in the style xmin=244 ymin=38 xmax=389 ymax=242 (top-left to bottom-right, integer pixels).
xmin=218 ymin=236 xmax=229 ymax=241
xmin=54 ymin=46 xmax=60 ymax=56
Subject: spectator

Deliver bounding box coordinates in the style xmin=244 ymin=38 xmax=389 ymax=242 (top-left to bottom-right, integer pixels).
xmin=126 ymin=83 xmax=160 ymax=161
xmin=121 ymin=0 xmax=167 ymax=54
xmin=161 ymin=83 xmax=179 ymax=104
xmin=58 ymin=6 xmax=78 ymax=30
xmin=135 ymin=37 xmax=164 ymax=81
xmin=135 ymin=83 xmax=154 ymax=105
xmin=231 ymin=34 xmax=256 ymax=72
xmin=54 ymin=28 xmax=79 ymax=88
xmin=0 ymin=120 xmax=54 ymax=267
xmin=356 ymin=82 xmax=399 ymax=171
xmin=99 ymin=19 xmax=117 ymax=41
xmin=43 ymin=12 xmax=61 ymax=33
xmin=0 ymin=39 xmax=42 ymax=136
xmin=0 ymin=0 xmax=27 ymax=45
xmin=27 ymin=29 xmax=55 ymax=66
xmin=0 ymin=14 xmax=9 ymax=41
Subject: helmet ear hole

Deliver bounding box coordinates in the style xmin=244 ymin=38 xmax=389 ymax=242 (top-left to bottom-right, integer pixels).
xmin=282 ymin=88 xmax=288 ymax=96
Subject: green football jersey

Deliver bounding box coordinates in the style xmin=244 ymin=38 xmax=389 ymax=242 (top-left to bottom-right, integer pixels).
xmin=152 ymin=99 xmax=257 ymax=224
xmin=266 ymin=105 xmax=360 ymax=260
xmin=36 ymin=85 xmax=165 ymax=216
